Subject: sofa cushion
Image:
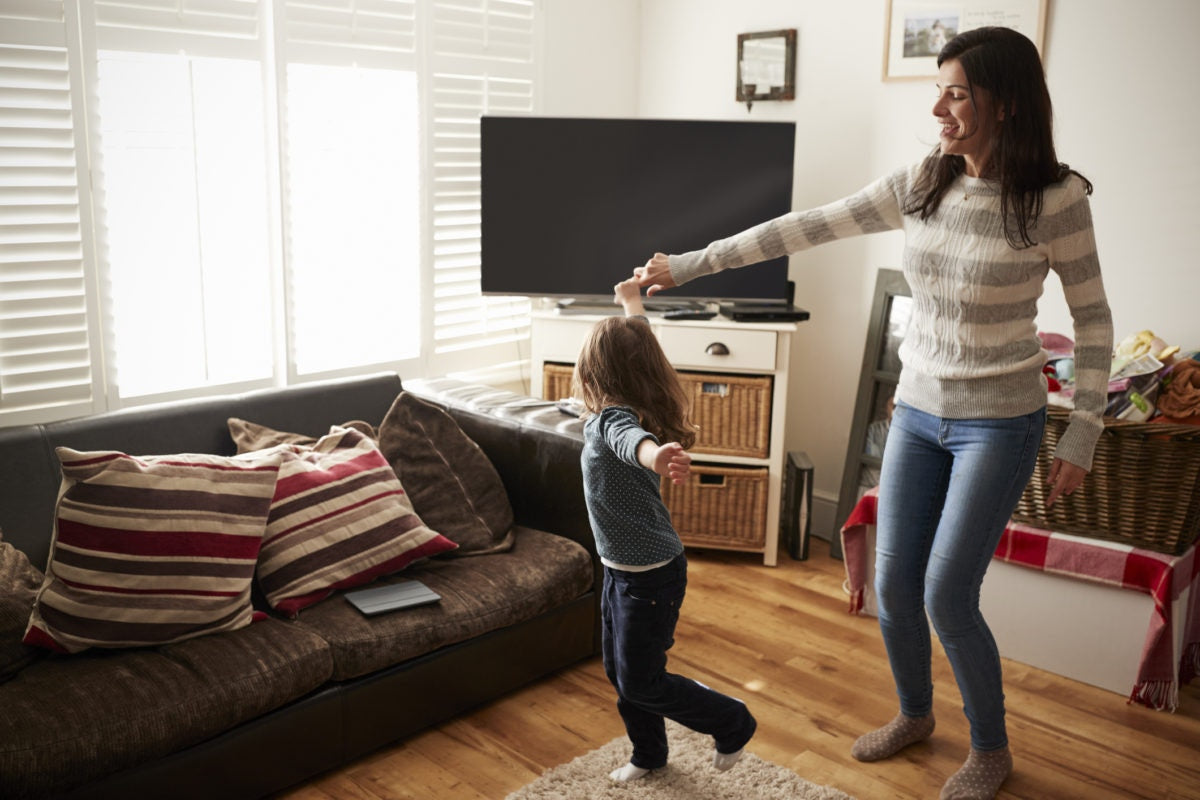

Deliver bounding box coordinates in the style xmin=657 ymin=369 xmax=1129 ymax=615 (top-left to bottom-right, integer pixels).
xmin=24 ymin=448 xmax=284 ymax=654
xmin=378 ymin=391 xmax=515 ymax=555
xmin=255 ymin=427 xmax=458 ymax=617
xmin=227 ymin=416 xmax=378 ymax=452
xmin=291 ymin=526 xmax=592 ymax=680
xmin=0 ymin=617 xmax=333 ymax=798
xmin=0 ymin=534 xmax=44 ymax=683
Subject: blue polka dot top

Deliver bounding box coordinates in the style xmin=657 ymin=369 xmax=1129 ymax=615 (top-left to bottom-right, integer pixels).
xmin=582 ymin=406 xmax=684 ymax=567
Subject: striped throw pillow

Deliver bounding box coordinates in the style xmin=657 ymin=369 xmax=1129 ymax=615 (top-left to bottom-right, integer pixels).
xmin=256 ymin=427 xmax=457 ymax=617
xmin=23 ymin=448 xmax=285 ymax=654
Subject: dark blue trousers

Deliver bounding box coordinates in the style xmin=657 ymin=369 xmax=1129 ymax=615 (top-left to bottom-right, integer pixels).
xmin=601 ymin=553 xmax=756 ymax=769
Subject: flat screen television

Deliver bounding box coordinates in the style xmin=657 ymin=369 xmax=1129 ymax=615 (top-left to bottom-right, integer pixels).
xmin=480 ymin=116 xmax=796 ymax=307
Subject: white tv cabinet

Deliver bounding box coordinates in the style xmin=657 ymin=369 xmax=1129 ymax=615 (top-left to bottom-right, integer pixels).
xmin=530 ymin=309 xmax=799 ymax=566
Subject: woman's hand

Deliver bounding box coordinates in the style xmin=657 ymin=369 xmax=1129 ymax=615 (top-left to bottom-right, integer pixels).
xmin=613 ymin=276 xmax=645 ymax=316
xmin=634 ymin=252 xmax=676 ymax=296
xmin=1045 ymin=457 xmax=1087 ymax=507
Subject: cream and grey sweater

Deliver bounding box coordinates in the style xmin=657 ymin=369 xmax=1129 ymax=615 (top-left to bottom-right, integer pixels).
xmin=669 ymin=164 xmax=1114 ymax=470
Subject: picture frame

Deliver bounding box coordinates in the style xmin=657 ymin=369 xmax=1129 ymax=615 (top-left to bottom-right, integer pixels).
xmin=736 ymin=29 xmax=797 ymax=110
xmin=882 ymin=0 xmax=1048 ymax=81
xmin=830 ymin=268 xmax=911 ymax=560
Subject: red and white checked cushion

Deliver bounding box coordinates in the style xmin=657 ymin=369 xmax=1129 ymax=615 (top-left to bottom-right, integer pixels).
xmin=24 ymin=448 xmax=285 ymax=653
xmin=255 ymin=427 xmax=457 ymax=616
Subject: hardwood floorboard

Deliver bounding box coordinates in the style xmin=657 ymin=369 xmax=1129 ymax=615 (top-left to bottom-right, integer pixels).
xmin=274 ymin=537 xmax=1200 ymax=799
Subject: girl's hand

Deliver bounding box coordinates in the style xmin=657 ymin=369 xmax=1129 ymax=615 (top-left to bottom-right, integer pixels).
xmin=634 ymin=252 xmax=677 ymax=297
xmin=1045 ymin=457 xmax=1087 ymax=507
xmin=655 ymin=442 xmax=692 ymax=485
xmin=613 ymin=276 xmax=645 ymax=315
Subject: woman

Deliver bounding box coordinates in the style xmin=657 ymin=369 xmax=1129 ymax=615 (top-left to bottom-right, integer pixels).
xmin=634 ymin=27 xmax=1112 ymax=800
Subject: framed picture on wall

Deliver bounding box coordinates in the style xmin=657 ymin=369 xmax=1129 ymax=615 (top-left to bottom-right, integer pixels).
xmin=882 ymin=0 xmax=1048 ymax=81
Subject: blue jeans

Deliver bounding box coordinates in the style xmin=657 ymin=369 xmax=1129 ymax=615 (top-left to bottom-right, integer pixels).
xmin=601 ymin=553 xmax=756 ymax=769
xmin=875 ymin=401 xmax=1045 ymax=751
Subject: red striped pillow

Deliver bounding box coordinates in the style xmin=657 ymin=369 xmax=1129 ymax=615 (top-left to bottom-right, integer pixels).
xmin=255 ymin=427 xmax=457 ymax=617
xmin=23 ymin=448 xmax=285 ymax=654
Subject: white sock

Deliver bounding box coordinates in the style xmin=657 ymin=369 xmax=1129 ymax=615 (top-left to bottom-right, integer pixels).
xmin=713 ymin=747 xmax=744 ymax=771
xmin=609 ymin=762 xmax=651 ymax=782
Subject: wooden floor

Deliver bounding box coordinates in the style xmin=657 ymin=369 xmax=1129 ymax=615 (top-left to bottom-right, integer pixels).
xmin=276 ymin=537 xmax=1200 ymax=800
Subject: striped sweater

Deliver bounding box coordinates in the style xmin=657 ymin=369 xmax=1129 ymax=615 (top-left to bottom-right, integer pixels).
xmin=669 ymin=164 xmax=1114 ymax=470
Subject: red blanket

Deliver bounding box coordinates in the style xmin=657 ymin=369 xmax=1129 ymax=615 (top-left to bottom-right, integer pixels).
xmin=840 ymin=488 xmax=1200 ymax=711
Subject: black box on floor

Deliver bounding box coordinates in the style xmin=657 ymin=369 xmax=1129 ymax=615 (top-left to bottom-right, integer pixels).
xmin=781 ymin=451 xmax=814 ymax=560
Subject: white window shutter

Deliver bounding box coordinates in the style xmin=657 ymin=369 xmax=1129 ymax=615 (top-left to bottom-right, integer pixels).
xmin=278 ymin=1 xmax=422 ymax=378
xmin=0 ymin=3 xmax=101 ymax=425
xmin=94 ymin=0 xmax=261 ymax=56
xmin=428 ymin=0 xmax=535 ymax=362
xmin=283 ymin=0 xmax=417 ymax=63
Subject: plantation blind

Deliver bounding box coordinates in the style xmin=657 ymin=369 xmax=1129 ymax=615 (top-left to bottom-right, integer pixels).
xmin=0 ymin=1 xmax=100 ymax=425
xmin=277 ymin=0 xmax=423 ymax=377
xmin=428 ymin=0 xmax=535 ymax=365
xmin=94 ymin=0 xmax=262 ymax=55
xmin=282 ymin=0 xmax=417 ymax=61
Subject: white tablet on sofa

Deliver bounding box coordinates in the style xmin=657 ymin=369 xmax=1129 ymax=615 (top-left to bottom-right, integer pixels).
xmin=345 ymin=580 xmax=441 ymax=616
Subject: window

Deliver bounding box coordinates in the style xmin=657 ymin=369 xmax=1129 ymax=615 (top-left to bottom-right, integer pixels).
xmin=283 ymin=63 xmax=421 ymax=376
xmin=96 ymin=51 xmax=275 ymax=397
xmin=0 ymin=0 xmax=538 ymax=426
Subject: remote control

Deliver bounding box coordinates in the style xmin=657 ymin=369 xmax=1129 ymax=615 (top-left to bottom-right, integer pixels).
xmin=556 ymin=398 xmax=586 ymax=417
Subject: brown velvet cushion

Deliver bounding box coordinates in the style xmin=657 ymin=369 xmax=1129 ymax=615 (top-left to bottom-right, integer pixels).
xmin=227 ymin=417 xmax=378 ymax=453
xmin=377 ymin=392 xmax=515 ymax=555
xmin=291 ymin=527 xmax=592 ymax=680
xmin=0 ymin=617 xmax=333 ymax=798
xmin=0 ymin=534 xmax=44 ymax=683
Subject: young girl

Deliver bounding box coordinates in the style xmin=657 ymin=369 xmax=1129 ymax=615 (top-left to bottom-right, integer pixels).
xmin=573 ymin=276 xmax=757 ymax=783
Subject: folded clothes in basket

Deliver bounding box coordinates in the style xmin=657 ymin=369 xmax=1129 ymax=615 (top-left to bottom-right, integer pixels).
xmin=1157 ymin=358 xmax=1200 ymax=424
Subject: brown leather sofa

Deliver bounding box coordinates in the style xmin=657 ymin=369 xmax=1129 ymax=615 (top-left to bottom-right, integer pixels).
xmin=0 ymin=373 xmax=598 ymax=799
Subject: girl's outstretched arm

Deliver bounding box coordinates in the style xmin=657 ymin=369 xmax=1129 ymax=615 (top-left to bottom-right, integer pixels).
xmin=637 ymin=439 xmax=691 ymax=485
xmin=613 ymin=276 xmax=646 ymax=316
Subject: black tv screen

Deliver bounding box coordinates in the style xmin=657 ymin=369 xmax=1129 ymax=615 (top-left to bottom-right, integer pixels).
xmin=481 ymin=116 xmax=795 ymax=304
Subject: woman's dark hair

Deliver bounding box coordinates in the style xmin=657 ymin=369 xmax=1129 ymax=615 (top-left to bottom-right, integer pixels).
xmin=574 ymin=316 xmax=697 ymax=449
xmin=904 ymin=26 xmax=1092 ymax=248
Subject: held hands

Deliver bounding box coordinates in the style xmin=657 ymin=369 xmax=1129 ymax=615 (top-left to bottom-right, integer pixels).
xmin=1045 ymin=457 xmax=1087 ymax=507
xmin=633 ymin=252 xmax=677 ymax=297
xmin=654 ymin=442 xmax=692 ymax=485
xmin=613 ymin=276 xmax=645 ymax=316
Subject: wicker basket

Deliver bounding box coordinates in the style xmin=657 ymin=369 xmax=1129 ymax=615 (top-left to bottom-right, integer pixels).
xmin=542 ymin=362 xmax=575 ymax=401
xmin=542 ymin=364 xmax=772 ymax=459
xmin=1013 ymin=407 xmax=1200 ymax=555
xmin=662 ymin=463 xmax=769 ymax=550
xmin=678 ymin=371 xmax=772 ymax=458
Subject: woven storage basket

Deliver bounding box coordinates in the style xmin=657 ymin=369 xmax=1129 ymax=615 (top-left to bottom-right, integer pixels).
xmin=678 ymin=371 xmax=772 ymax=458
xmin=662 ymin=463 xmax=769 ymax=550
xmin=542 ymin=362 xmax=575 ymax=401
xmin=1013 ymin=407 xmax=1200 ymax=555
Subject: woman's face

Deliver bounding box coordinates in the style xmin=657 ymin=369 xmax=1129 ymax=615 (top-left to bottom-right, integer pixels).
xmin=933 ymin=58 xmax=1001 ymax=177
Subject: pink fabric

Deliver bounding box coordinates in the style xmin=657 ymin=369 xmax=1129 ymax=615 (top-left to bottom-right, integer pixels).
xmin=840 ymin=488 xmax=1200 ymax=711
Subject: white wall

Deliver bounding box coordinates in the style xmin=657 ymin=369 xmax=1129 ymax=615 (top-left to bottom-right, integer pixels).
xmin=539 ymin=0 xmax=642 ymax=117
xmin=541 ymin=0 xmax=1200 ymax=538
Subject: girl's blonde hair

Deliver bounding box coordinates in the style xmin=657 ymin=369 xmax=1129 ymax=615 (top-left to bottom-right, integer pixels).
xmin=574 ymin=315 xmax=697 ymax=449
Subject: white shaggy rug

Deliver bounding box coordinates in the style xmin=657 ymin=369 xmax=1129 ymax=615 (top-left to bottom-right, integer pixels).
xmin=505 ymin=721 xmax=857 ymax=800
